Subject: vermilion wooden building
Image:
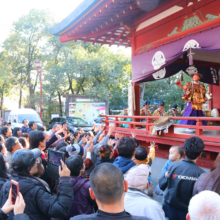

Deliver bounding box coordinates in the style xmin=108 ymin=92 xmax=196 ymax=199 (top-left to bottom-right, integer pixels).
xmin=51 ymin=0 xmax=220 ymax=168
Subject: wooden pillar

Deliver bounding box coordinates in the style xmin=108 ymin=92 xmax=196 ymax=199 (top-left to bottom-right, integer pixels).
xmin=133 ymin=82 xmax=140 ymax=116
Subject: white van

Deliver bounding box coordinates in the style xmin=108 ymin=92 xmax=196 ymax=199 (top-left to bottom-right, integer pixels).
xmin=8 ymin=108 xmax=42 ymax=129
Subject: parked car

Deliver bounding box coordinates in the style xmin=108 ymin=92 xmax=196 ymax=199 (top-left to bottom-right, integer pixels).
xmin=91 ymin=117 xmax=115 ymax=126
xmin=48 ymin=117 xmax=93 ymax=133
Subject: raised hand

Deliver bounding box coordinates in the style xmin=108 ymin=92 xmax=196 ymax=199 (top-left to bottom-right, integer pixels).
xmin=149 ymin=141 xmax=156 ymax=149
xmin=86 ymin=143 xmax=94 ymax=153
xmin=87 ymin=137 xmax=94 ymax=145
xmin=59 ymin=160 xmax=71 ymax=177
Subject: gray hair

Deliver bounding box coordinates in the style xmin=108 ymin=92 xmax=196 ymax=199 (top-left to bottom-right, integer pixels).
xmin=188 ymin=190 xmax=220 ymax=220
xmin=52 ymin=124 xmax=59 ymax=129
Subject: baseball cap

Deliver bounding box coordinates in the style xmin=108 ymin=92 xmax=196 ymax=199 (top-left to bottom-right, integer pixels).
xmin=66 ymin=144 xmax=84 ymax=157
xmin=12 ymin=148 xmax=41 ymax=172
xmin=2 ymin=121 xmax=8 ymax=126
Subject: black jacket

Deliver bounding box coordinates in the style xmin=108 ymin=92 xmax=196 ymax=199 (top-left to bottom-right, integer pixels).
xmin=0 ymin=209 xmax=30 ymax=220
xmin=164 ymin=158 xmax=205 ymax=211
xmin=0 ymin=175 xmax=74 ymax=220
xmin=0 ymin=177 xmax=8 ymax=192
xmin=70 ymin=210 xmax=150 ymax=220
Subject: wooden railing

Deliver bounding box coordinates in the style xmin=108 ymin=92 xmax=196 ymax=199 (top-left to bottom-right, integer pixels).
xmin=101 ymin=115 xmax=220 ymax=144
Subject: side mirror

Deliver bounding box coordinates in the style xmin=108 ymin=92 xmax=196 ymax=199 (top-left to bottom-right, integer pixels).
xmin=14 ymin=119 xmax=17 ymax=123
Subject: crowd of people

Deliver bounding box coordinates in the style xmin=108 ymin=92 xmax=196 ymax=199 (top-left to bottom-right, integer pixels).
xmin=0 ymin=118 xmax=219 ymax=220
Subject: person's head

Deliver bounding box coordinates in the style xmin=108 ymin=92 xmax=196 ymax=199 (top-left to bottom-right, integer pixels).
xmin=2 ymin=122 xmax=8 ymax=127
xmin=172 ymin=103 xmax=177 ymax=110
xmin=66 ymin=155 xmax=85 ymax=177
xmin=55 ymin=141 xmax=67 ymax=151
xmin=158 ymin=101 xmax=165 ymax=110
xmin=33 ymin=157 xmax=45 ymax=178
xmin=135 ymin=147 xmax=148 ymax=161
xmin=29 ymin=131 xmax=46 ymax=151
xmin=117 ymin=137 xmax=135 ymax=159
xmin=59 ymin=147 xmax=69 ymax=160
xmin=5 ymin=137 xmax=22 ymax=153
xmin=126 ymin=164 xmax=149 ymax=190
xmin=0 ymin=153 xmax=8 ymax=179
xmin=169 ymin=145 xmax=184 ymax=162
xmin=0 ymin=143 xmax=7 ymax=156
xmin=28 ymin=121 xmax=37 ymax=130
xmin=0 ymin=135 xmax=5 ymax=144
xmin=43 ymin=132 xmax=50 ymax=141
xmin=12 ymin=148 xmax=41 ymax=176
xmin=143 ymin=101 xmax=149 ymax=110
xmin=7 ymin=122 xmax=11 ymax=128
xmin=98 ymin=145 xmax=113 ymax=160
xmin=52 ymin=124 xmax=58 ymax=131
xmin=184 ymin=137 xmax=204 ymax=160
xmin=37 ymin=125 xmax=45 ymax=132
xmin=12 ymin=127 xmax=21 ymax=138
xmin=21 ymin=133 xmax=29 ymax=143
xmin=66 ymin=144 xmax=85 ymax=158
xmin=22 ymin=119 xmax=28 ymax=127
xmin=1 ymin=127 xmax=12 ymax=138
xmin=19 ymin=137 xmax=27 ymax=148
xmin=187 ymin=191 xmax=220 ymax=220
xmin=62 ymin=121 xmax=67 ymax=129
xmin=74 ymin=131 xmax=80 ymax=139
xmin=193 ymin=74 xmax=200 ymax=82
xmin=89 ymin=163 xmax=127 ymax=208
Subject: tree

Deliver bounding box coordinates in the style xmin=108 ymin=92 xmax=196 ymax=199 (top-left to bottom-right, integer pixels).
xmin=3 ymin=9 xmax=53 ymax=108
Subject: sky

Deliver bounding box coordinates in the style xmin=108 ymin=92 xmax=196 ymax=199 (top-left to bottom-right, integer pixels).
xmin=0 ymin=0 xmax=131 ymax=109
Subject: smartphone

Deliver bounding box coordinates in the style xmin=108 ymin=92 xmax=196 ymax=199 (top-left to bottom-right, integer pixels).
xmin=11 ymin=180 xmax=19 ymax=205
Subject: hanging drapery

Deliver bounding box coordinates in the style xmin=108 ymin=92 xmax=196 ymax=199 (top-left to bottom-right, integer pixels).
xmin=132 ymin=25 xmax=220 ymax=85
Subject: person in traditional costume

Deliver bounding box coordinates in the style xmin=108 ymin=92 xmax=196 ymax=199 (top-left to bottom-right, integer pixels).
xmin=153 ymin=101 xmax=168 ymax=117
xmin=140 ymin=101 xmax=152 ymax=116
xmin=179 ymin=71 xmax=207 ymax=126
xmin=168 ymin=104 xmax=182 ymax=124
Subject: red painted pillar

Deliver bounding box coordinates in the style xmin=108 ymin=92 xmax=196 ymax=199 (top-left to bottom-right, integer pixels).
xmin=133 ymin=82 xmax=140 ymax=116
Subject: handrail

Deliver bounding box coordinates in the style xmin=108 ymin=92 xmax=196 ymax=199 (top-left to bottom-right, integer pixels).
xmin=100 ymin=114 xmax=220 ymax=144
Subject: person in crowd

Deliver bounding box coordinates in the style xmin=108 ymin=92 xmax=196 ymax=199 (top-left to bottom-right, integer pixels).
xmin=153 ymin=101 xmax=168 ymax=117
xmin=1 ymin=122 xmax=8 ymax=128
xmin=70 ymin=163 xmax=148 ymax=220
xmin=21 ymin=119 xmax=28 ymax=133
xmin=187 ymin=191 xmax=220 ymax=220
xmin=113 ymin=137 xmax=136 ymax=177
xmin=0 ymin=135 xmax=5 ymax=144
xmin=0 ymin=143 xmax=7 ymax=156
xmin=26 ymin=121 xmax=37 ymax=134
xmin=0 ymin=153 xmax=9 ymax=191
xmin=55 ymin=141 xmax=68 ymax=151
xmin=0 ymin=148 xmax=74 ymax=220
xmin=73 ymin=131 xmax=80 ymax=144
xmin=161 ymin=145 xmax=184 ymax=218
xmin=60 ymin=121 xmax=71 ymax=143
xmin=48 ymin=124 xmax=60 ymax=136
xmin=95 ymin=144 xmax=114 ymax=167
xmin=66 ymin=144 xmax=85 ymax=158
xmin=12 ymin=127 xmax=22 ymax=138
xmin=164 ymin=137 xmax=205 ymax=220
xmin=125 ymin=164 xmax=165 ymax=220
xmin=1 ymin=127 xmax=12 ymax=140
xmin=33 ymin=157 xmax=50 ymax=193
xmin=193 ymin=153 xmax=220 ymax=195
xmin=18 ymin=137 xmax=28 ymax=149
xmin=0 ymin=190 xmax=30 ymax=220
xmin=133 ymin=144 xmax=156 ymax=197
xmin=7 ymin=122 xmax=11 ymax=129
xmin=162 ymin=145 xmax=184 ymax=177
xmin=20 ymin=133 xmax=29 ymax=144
xmin=63 ymin=155 xmax=96 ymax=219
xmin=5 ymin=137 xmax=22 ymax=172
xmin=133 ymin=144 xmax=156 ymax=166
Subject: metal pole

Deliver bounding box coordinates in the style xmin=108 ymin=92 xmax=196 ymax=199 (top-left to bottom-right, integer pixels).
xmin=40 ymin=72 xmax=42 ymax=120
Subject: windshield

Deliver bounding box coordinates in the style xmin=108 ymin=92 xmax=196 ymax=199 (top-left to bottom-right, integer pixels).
xmin=18 ymin=114 xmax=42 ymax=124
xmin=67 ymin=117 xmax=88 ymax=125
